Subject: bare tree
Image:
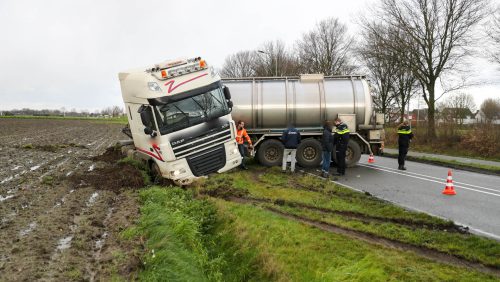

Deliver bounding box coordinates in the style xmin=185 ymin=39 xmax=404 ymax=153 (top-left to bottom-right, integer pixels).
xmin=220 ymin=51 xmax=257 ymax=78
xmin=480 ymin=98 xmax=500 ymax=122
xmin=393 ymin=68 xmax=418 ymax=123
xmin=358 ymin=22 xmax=399 ymax=119
xmin=111 ymin=106 xmax=123 ymax=117
xmin=378 ymin=0 xmax=488 ymax=137
xmin=487 ymin=6 xmax=500 ymax=64
xmin=254 ymin=40 xmax=301 ymax=77
xmin=442 ymin=92 xmax=476 ymax=124
xmin=297 ymin=18 xmax=356 ymax=75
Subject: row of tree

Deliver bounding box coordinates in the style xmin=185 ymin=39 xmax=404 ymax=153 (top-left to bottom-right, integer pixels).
xmin=1 ymin=106 xmax=124 ymax=118
xmin=221 ymin=0 xmax=500 ymax=137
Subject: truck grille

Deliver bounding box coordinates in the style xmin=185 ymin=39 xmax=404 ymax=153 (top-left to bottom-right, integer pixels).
xmin=186 ymin=145 xmax=226 ymax=177
xmin=171 ymin=128 xmax=232 ymax=159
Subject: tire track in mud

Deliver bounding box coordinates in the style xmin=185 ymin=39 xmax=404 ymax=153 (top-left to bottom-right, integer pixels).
xmin=221 ymin=196 xmax=500 ymax=277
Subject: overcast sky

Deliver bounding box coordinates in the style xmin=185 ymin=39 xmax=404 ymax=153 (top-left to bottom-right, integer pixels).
xmin=0 ymin=0 xmax=499 ymax=112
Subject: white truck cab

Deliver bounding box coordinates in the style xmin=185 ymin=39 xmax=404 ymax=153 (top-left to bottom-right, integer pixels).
xmin=118 ymin=57 xmax=241 ymax=185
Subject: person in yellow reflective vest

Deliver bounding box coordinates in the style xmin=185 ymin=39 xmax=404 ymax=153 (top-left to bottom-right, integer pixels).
xmin=397 ymin=121 xmax=414 ymax=170
xmin=333 ymin=118 xmax=350 ymax=176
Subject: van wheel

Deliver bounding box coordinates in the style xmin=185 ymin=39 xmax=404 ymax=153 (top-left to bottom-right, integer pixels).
xmin=296 ymin=139 xmax=322 ymax=168
xmin=332 ymin=140 xmax=361 ymax=167
xmin=257 ymin=139 xmax=284 ymax=167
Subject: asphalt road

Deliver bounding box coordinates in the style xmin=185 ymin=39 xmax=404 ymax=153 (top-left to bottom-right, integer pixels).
xmin=306 ymin=155 xmax=500 ymax=240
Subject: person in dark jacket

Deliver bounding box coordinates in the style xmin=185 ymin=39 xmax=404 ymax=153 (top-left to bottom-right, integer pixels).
xmin=281 ymin=124 xmax=301 ymax=173
xmin=397 ymin=121 xmax=413 ymax=170
xmin=321 ymin=121 xmax=334 ymax=178
xmin=333 ymin=118 xmax=350 ymax=176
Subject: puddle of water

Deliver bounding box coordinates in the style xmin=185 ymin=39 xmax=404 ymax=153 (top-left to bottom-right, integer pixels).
xmin=56 ymin=236 xmax=73 ymax=251
xmin=86 ymin=192 xmax=99 ymax=207
xmin=0 ymin=195 xmax=14 ymax=202
xmin=88 ymin=164 xmax=95 ymax=172
xmin=1 ymin=176 xmax=13 ymax=184
xmin=95 ymin=231 xmax=108 ymax=249
xmin=19 ymin=222 xmax=37 ymax=237
xmin=30 ymin=165 xmax=40 ymax=171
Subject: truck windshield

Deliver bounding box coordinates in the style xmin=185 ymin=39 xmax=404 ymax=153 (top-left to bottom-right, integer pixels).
xmin=154 ymin=86 xmax=229 ymax=135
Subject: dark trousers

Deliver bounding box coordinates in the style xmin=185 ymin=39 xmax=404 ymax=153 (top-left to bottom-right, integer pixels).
xmin=398 ymin=146 xmax=408 ymax=166
xmin=336 ymin=149 xmax=347 ymax=174
xmin=238 ymin=144 xmax=247 ymax=168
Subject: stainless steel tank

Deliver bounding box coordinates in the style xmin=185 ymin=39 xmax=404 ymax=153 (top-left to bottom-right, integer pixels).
xmin=222 ymin=75 xmax=373 ymax=129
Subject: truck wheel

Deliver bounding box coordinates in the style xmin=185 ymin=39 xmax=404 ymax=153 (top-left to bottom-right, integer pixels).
xmin=257 ymin=139 xmax=284 ymax=167
xmin=332 ymin=140 xmax=362 ymax=167
xmin=296 ymin=139 xmax=322 ymax=168
xmin=150 ymin=162 xmax=163 ymax=184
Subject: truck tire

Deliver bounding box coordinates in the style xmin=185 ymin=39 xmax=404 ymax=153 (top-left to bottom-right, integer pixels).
xmin=257 ymin=139 xmax=284 ymax=167
xmin=296 ymin=138 xmax=322 ymax=168
xmin=332 ymin=139 xmax=361 ymax=168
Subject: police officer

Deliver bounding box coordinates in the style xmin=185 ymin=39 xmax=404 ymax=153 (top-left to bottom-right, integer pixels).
xmin=333 ymin=118 xmax=350 ymax=176
xmin=397 ymin=120 xmax=414 ymax=170
xmin=320 ymin=121 xmax=334 ymax=178
xmin=281 ymin=124 xmax=301 ymax=173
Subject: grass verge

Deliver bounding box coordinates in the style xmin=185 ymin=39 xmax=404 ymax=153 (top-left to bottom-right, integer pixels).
xmin=122 ymin=187 xmax=271 ymax=281
xmin=214 ymin=199 xmax=498 ymax=281
xmin=198 ymin=166 xmax=500 ymax=269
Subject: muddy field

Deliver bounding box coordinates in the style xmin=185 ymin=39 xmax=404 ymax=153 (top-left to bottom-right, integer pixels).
xmin=0 ymin=119 xmax=142 ymax=281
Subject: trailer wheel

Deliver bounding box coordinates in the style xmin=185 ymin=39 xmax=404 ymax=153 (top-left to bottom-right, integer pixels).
xmin=296 ymin=139 xmax=322 ymax=168
xmin=257 ymin=139 xmax=284 ymax=167
xmin=332 ymin=140 xmax=361 ymax=167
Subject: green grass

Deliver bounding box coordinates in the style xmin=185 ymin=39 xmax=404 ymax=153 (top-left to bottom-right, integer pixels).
xmin=198 ymin=167 xmax=500 ymax=268
xmin=123 ymin=187 xmax=269 ymax=282
xmin=215 ymin=199 xmax=498 ymax=281
xmin=0 ymin=115 xmax=128 ymax=124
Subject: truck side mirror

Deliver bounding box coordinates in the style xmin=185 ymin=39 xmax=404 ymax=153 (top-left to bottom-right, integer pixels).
xmin=227 ymin=100 xmax=233 ymax=111
xmin=144 ymin=127 xmax=158 ymax=137
xmin=223 ymin=87 xmax=231 ymax=100
xmin=140 ymin=110 xmax=152 ymax=127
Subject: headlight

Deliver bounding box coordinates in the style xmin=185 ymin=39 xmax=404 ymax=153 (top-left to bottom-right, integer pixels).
xmin=170 ymin=168 xmax=186 ymax=177
xmin=231 ymin=148 xmax=239 ymax=155
xmin=148 ymin=82 xmax=161 ymax=91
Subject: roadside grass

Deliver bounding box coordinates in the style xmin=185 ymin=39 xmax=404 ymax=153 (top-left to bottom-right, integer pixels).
xmin=215 ymin=199 xmax=498 ymax=281
xmin=199 ymin=167 xmax=500 ymax=268
xmin=0 ymin=115 xmax=128 ymax=124
xmin=382 ymin=152 xmax=500 ymax=174
xmin=122 ymin=187 xmax=270 ymax=282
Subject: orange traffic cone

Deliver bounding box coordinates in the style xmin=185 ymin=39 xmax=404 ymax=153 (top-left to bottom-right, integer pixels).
xmin=442 ymin=169 xmax=456 ymax=195
xmin=368 ymin=154 xmax=375 ymax=163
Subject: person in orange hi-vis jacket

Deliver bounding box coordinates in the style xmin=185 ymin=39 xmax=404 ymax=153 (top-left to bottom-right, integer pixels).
xmin=236 ymin=120 xmax=253 ymax=170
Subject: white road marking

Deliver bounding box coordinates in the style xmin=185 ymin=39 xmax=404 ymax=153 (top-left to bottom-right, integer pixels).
xmin=364 ymin=163 xmax=499 ymax=192
xmin=358 ymin=164 xmax=500 ymax=197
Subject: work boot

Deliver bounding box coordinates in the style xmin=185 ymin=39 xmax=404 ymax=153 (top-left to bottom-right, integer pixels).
xmin=322 ymin=172 xmax=329 ymax=179
xmin=401 ymin=166 xmax=407 ymax=170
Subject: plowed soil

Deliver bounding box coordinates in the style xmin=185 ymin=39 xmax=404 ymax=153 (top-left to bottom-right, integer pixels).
xmin=0 ymin=118 xmax=142 ymax=281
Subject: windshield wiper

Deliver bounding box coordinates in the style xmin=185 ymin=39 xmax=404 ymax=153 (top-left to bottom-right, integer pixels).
xmin=190 ymin=97 xmax=209 ymax=120
xmin=173 ymin=104 xmax=190 ymax=125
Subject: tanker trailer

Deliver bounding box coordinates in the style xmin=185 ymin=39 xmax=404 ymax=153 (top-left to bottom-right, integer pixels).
xmin=222 ymin=74 xmax=384 ymax=168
